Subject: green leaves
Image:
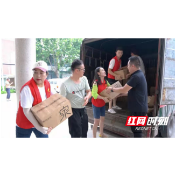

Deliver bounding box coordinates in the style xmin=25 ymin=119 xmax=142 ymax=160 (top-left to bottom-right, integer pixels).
xmin=36 ymin=38 xmax=83 ymax=77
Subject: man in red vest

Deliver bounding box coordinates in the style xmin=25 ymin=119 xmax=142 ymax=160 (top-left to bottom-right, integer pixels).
xmin=16 ymin=61 xmax=53 ymax=138
xmin=108 ymin=47 xmax=123 ymax=113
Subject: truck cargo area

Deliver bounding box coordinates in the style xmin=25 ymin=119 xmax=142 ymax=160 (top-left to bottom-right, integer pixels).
xmin=81 ymin=38 xmax=161 ymax=137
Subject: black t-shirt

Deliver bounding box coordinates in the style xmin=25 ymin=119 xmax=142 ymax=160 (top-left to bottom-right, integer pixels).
xmin=127 ymin=70 xmax=148 ymax=113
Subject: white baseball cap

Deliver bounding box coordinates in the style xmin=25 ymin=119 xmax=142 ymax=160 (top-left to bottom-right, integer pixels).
xmin=32 ymin=61 xmax=48 ymax=72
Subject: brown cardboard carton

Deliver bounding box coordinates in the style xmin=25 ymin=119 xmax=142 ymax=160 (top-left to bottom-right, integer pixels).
xmin=150 ymin=87 xmax=155 ymax=96
xmin=114 ymin=70 xmax=125 ymax=80
xmin=100 ymin=81 xmax=122 ymax=103
xmin=31 ymin=93 xmax=73 ymax=128
xmin=123 ymin=68 xmax=129 ymax=75
xmin=114 ymin=68 xmax=129 ymax=80
xmin=148 ymin=96 xmax=155 ymax=107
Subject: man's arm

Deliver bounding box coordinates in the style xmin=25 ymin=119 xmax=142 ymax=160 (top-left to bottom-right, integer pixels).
xmin=118 ymin=93 xmax=128 ymax=97
xmin=83 ymin=89 xmax=92 ymax=106
xmin=108 ymin=68 xmax=122 ymax=80
xmin=108 ymin=68 xmax=117 ymax=77
xmin=86 ymin=89 xmax=92 ymax=100
xmin=83 ymin=76 xmax=92 ymax=106
xmin=113 ymin=84 xmax=132 ymax=94
xmin=107 ymin=74 xmax=138 ymax=94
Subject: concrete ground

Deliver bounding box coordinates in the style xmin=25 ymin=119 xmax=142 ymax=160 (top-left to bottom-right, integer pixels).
xmin=0 ymin=93 xmax=123 ymax=138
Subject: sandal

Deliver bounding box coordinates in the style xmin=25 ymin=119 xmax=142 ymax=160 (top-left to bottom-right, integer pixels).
xmin=99 ymin=134 xmax=108 ymax=138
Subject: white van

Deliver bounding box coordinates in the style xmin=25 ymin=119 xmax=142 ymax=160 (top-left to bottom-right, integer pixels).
xmin=48 ymin=77 xmax=68 ymax=94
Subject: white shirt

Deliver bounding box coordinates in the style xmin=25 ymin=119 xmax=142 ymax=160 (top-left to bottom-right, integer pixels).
xmin=109 ymin=59 xmax=121 ymax=69
xmin=20 ymin=86 xmax=47 ymax=108
xmin=5 ymin=81 xmax=10 ymax=88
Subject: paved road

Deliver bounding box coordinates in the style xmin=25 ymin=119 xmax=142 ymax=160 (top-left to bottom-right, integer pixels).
xmin=0 ymin=93 xmax=123 ymax=138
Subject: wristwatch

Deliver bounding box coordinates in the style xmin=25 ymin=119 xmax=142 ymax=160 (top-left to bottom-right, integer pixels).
xmin=111 ymin=88 xmax=114 ymax=92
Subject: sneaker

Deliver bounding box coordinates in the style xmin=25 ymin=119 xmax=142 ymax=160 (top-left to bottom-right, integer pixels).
xmin=112 ymin=105 xmax=122 ymax=110
xmin=108 ymin=109 xmax=116 ymax=114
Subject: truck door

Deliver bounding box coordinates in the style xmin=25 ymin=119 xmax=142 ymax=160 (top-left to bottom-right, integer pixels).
xmin=158 ymin=38 xmax=175 ymax=105
xmin=156 ymin=38 xmax=175 ymax=137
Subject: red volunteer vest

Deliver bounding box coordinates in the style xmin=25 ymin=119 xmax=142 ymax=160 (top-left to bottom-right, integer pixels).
xmin=16 ymin=78 xmax=51 ymax=129
xmin=92 ymin=80 xmax=108 ymax=107
xmin=108 ymin=56 xmax=121 ymax=79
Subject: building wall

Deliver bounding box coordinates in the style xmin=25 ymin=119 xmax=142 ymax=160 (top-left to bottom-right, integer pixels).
xmin=1 ymin=39 xmax=15 ymax=75
xmin=1 ymin=39 xmax=15 ymax=89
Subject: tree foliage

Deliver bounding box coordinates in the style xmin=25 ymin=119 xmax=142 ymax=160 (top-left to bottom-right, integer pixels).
xmin=36 ymin=38 xmax=83 ymax=77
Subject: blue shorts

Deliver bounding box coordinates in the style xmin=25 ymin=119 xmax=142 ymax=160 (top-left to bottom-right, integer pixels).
xmin=92 ymin=104 xmax=105 ymax=119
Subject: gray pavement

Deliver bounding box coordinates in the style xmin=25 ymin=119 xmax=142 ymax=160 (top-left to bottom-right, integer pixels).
xmin=0 ymin=93 xmax=123 ymax=138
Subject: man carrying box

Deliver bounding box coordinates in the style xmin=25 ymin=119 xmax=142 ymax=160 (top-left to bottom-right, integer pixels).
xmin=106 ymin=56 xmax=148 ymax=138
xmin=16 ymin=61 xmax=53 ymax=138
xmin=60 ymin=59 xmax=92 ymax=138
xmin=108 ymin=47 xmax=123 ymax=113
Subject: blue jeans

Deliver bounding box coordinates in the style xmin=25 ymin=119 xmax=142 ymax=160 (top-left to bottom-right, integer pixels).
xmin=6 ymin=88 xmax=10 ymax=99
xmin=92 ymin=104 xmax=105 ymax=119
xmin=16 ymin=126 xmax=48 ymax=138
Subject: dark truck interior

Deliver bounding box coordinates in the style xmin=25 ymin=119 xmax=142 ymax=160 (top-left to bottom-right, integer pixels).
xmin=82 ymin=38 xmax=159 ymax=111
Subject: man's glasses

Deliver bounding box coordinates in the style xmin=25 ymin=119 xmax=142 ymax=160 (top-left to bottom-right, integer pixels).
xmin=76 ymin=68 xmax=85 ymax=71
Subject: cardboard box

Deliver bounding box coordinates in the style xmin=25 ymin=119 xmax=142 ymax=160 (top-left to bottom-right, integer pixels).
xmin=148 ymin=96 xmax=155 ymax=107
xmin=114 ymin=68 xmax=129 ymax=80
xmin=150 ymin=87 xmax=155 ymax=96
xmin=31 ymin=93 xmax=73 ymax=128
xmin=100 ymin=81 xmax=122 ymax=103
xmin=123 ymin=68 xmax=129 ymax=75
